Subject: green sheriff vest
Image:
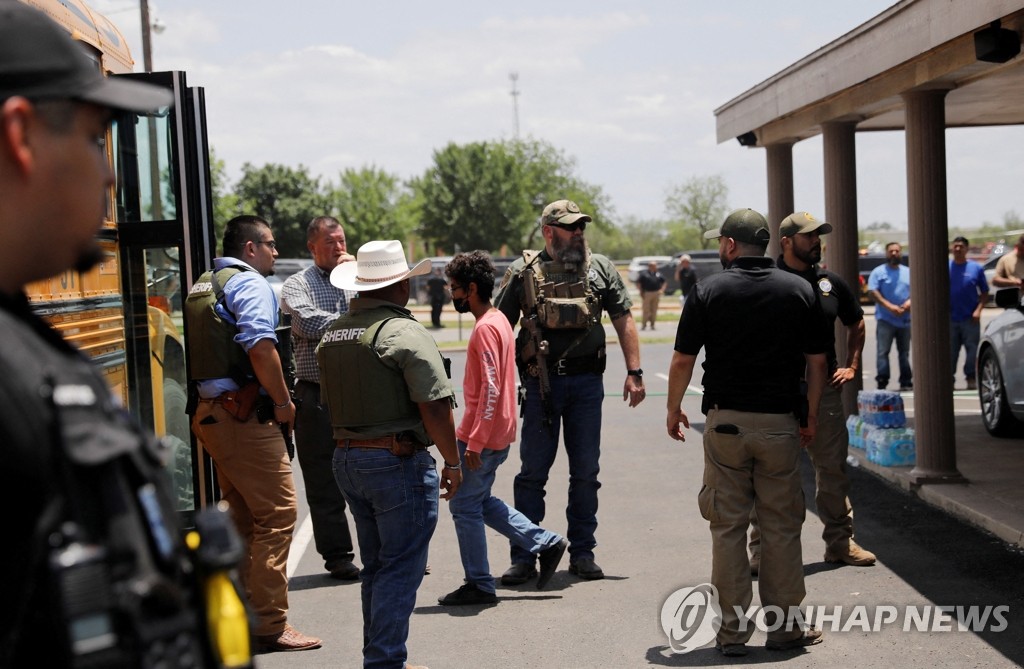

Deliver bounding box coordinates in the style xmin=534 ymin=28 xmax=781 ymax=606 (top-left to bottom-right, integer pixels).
xmin=317 ymin=304 xmax=429 ymax=442
xmin=183 ymin=266 xmax=254 ymax=381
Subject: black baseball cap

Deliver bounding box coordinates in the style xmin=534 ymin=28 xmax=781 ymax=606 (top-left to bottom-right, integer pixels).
xmin=0 ymin=2 xmax=172 ymax=112
xmin=704 ymin=208 xmax=771 ymax=247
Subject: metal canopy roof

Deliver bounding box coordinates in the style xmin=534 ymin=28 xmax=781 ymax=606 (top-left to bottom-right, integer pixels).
xmin=715 ymin=0 xmax=1024 ymax=147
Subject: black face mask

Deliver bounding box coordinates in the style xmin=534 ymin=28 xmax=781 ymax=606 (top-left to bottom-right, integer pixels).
xmin=451 ymin=296 xmax=471 ymax=313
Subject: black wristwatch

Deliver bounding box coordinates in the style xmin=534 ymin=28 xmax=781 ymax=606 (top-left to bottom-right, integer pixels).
xmin=627 ymin=368 xmax=643 ymax=378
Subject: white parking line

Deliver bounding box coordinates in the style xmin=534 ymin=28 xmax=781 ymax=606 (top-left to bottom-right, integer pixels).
xmin=287 ymin=514 xmax=315 ymax=579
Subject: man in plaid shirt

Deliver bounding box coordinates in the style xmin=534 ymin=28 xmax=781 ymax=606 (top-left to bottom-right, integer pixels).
xmin=281 ymin=216 xmax=360 ymax=579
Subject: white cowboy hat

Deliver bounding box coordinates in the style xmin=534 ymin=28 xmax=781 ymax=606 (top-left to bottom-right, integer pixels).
xmin=330 ymin=240 xmax=432 ymax=291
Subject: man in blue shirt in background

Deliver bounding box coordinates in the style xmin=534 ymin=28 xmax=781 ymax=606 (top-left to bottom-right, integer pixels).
xmin=948 ymin=236 xmax=988 ymax=391
xmin=868 ymin=242 xmax=912 ymax=391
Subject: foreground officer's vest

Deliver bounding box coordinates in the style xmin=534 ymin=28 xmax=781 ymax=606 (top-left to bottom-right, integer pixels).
xmin=318 ymin=306 xmax=421 ymax=431
xmin=184 ymin=266 xmax=254 ymax=381
xmin=0 ymin=301 xmax=249 ymax=668
xmin=521 ymin=249 xmax=601 ymax=330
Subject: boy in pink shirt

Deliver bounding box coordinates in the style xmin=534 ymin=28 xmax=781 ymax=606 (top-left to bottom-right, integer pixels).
xmin=438 ymin=252 xmax=567 ymax=605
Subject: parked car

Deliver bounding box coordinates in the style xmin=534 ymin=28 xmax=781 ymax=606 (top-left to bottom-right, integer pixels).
xmin=268 ymin=258 xmax=314 ymax=300
xmin=977 ymin=287 xmax=1024 ymax=437
xmin=672 ymin=250 xmax=724 ymax=290
xmin=407 ymin=255 xmax=517 ymax=304
xmin=627 ymin=255 xmax=675 ymax=291
xmin=982 ymin=252 xmax=1004 ymax=305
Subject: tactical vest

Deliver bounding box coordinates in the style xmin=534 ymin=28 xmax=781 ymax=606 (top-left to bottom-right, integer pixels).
xmin=521 ymin=249 xmax=601 ymax=330
xmin=184 ymin=266 xmax=255 ymax=381
xmin=0 ymin=302 xmax=240 ymax=668
xmin=317 ymin=306 xmax=422 ymax=433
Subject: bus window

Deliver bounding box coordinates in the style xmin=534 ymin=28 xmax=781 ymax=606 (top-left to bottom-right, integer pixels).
xmin=144 ymin=246 xmax=192 ymax=511
xmin=113 ymin=112 xmax=177 ymax=223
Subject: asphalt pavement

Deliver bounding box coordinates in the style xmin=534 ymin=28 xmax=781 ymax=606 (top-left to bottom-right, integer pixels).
xmin=256 ymin=300 xmax=1024 ymax=668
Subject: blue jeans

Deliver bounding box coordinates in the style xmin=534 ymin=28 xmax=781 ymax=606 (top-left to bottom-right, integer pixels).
xmin=450 ymin=440 xmax=562 ymax=593
xmin=332 ymin=447 xmax=438 ymax=669
xmin=512 ymin=372 xmax=604 ymax=564
xmin=875 ymin=320 xmax=912 ymax=388
xmin=950 ymin=319 xmax=981 ymax=381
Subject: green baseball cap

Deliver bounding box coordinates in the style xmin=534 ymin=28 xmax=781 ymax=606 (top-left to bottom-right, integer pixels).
xmin=541 ymin=199 xmax=592 ymax=227
xmin=779 ymin=212 xmax=833 ymax=238
xmin=704 ymin=208 xmax=770 ymax=246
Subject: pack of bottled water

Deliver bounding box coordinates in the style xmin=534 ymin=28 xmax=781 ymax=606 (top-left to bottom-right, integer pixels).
xmin=857 ymin=390 xmax=906 ymax=428
xmin=845 ymin=415 xmax=875 ymax=450
xmin=865 ymin=426 xmax=916 ymax=466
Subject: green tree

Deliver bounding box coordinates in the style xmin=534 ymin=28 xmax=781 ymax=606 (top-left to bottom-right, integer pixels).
xmin=329 ymin=166 xmax=414 ymax=248
xmin=208 ymin=148 xmax=238 ymax=248
xmin=664 ymin=175 xmax=729 ymax=250
xmin=506 ymin=138 xmax=611 ymax=249
xmin=233 ymin=163 xmax=331 ymax=257
xmin=587 ymin=216 xmax=672 ymax=260
xmin=413 ymin=141 xmax=525 ymax=255
xmin=412 ymin=137 xmax=610 ymax=256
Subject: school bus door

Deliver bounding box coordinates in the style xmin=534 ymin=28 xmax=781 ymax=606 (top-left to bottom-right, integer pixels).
xmin=113 ymin=71 xmax=217 ymax=522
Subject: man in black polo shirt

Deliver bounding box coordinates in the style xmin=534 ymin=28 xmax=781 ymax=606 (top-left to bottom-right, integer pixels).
xmin=748 ymin=212 xmax=875 ymax=574
xmin=666 ymin=208 xmax=829 ymax=656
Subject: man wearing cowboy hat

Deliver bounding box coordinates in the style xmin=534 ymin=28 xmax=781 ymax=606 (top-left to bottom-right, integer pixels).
xmin=318 ymin=239 xmax=462 ymax=669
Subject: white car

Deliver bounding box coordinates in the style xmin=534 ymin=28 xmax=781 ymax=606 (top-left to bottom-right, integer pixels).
xmin=977 ymin=287 xmax=1024 ymax=436
xmin=627 ymin=256 xmax=673 ymax=284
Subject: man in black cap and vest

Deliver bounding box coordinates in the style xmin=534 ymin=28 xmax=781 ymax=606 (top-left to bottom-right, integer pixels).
xmin=666 ymin=208 xmax=829 ymax=656
xmin=494 ymin=199 xmax=645 ymax=585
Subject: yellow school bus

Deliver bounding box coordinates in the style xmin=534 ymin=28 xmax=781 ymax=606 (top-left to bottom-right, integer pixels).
xmin=20 ymin=0 xmax=219 ymax=517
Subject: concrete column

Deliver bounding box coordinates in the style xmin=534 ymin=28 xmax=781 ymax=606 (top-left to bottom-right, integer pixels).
xmin=822 ymin=121 xmax=863 ymax=417
xmin=901 ymin=88 xmax=965 ymax=485
xmin=765 ymin=142 xmax=795 ymax=260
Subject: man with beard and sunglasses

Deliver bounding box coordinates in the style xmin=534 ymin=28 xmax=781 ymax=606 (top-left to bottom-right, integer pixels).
xmin=747 ymin=212 xmax=876 ymax=575
xmin=494 ymin=199 xmax=644 ymax=585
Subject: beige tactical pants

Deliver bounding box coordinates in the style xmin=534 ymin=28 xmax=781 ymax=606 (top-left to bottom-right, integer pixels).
xmin=698 ymin=408 xmax=807 ymax=646
xmin=749 ymin=384 xmax=854 ymax=554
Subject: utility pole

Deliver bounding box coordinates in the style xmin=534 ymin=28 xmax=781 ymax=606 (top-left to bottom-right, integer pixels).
xmin=139 ymin=0 xmax=153 ymax=72
xmin=509 ymin=72 xmax=520 ymax=138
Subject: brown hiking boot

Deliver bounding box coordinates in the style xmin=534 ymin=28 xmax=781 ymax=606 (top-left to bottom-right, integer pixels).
xmin=824 ymin=540 xmax=876 ymax=566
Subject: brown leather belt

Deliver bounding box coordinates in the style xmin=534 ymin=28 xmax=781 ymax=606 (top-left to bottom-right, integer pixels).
xmin=338 ymin=435 xmax=398 ymax=449
xmin=337 ymin=435 xmax=428 ymax=452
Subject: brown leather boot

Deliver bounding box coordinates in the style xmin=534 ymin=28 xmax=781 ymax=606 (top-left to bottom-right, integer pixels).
xmin=824 ymin=540 xmax=876 ymax=566
xmin=255 ymin=624 xmax=322 ymax=653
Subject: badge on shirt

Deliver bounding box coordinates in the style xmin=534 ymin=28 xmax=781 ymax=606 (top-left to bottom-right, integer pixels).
xmin=818 ymin=277 xmax=833 ymax=297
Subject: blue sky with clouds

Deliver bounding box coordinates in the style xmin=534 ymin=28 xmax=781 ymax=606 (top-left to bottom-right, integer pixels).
xmin=95 ymin=1 xmax=1024 ymax=235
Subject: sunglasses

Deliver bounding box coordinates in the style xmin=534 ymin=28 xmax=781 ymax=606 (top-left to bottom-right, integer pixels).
xmin=549 ymin=221 xmax=587 ymax=233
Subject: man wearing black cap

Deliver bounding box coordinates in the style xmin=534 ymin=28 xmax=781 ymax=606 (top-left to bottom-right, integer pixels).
xmin=0 ymin=3 xmax=226 ymax=666
xmin=747 ymin=212 xmax=875 ymax=573
xmin=666 ymin=208 xmax=829 ymax=656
